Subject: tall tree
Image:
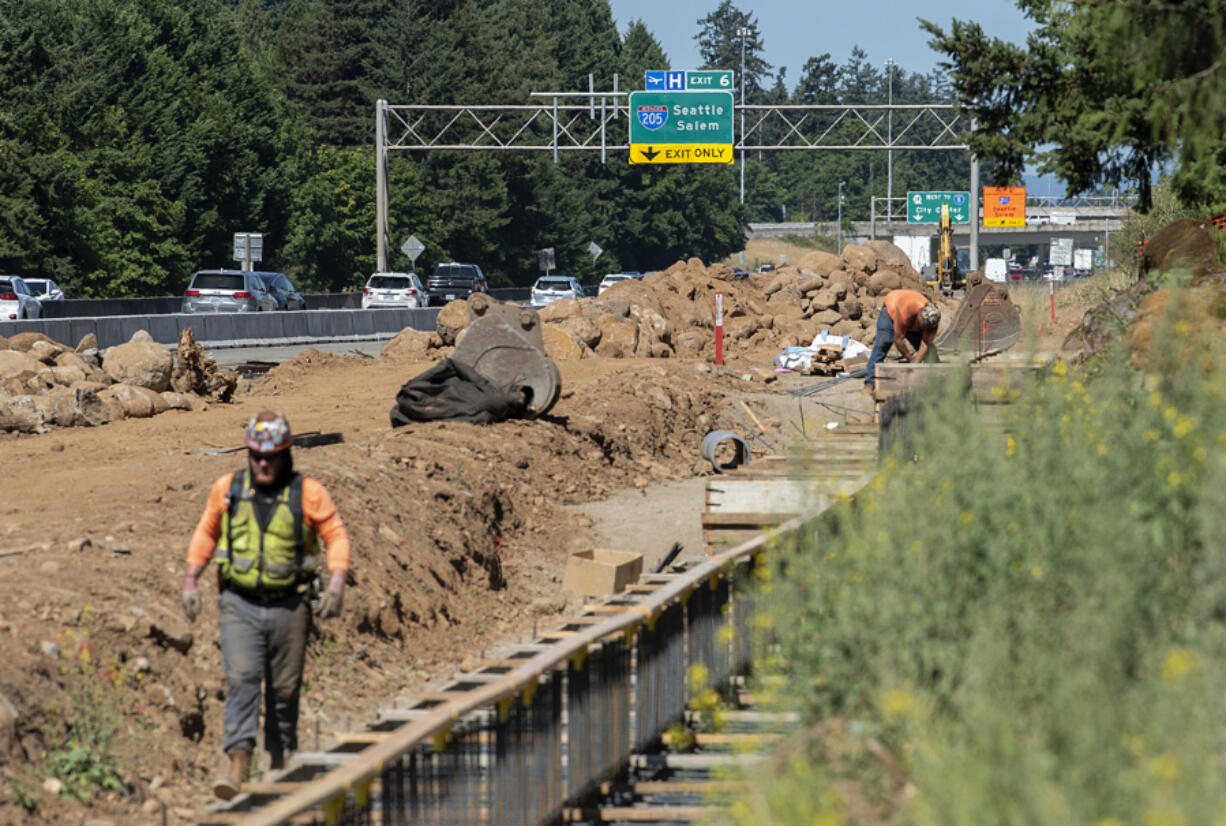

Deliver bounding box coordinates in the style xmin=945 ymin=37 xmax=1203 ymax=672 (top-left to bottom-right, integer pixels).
xmin=274 ymin=0 xmax=389 ymax=147
xmin=694 ymin=1 xmax=772 ymax=98
xmin=922 ymin=1 xmax=1226 ymax=210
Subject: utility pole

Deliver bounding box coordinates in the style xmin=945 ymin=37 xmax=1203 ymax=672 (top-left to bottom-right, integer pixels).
xmin=885 ymin=58 xmax=896 ymax=228
xmin=738 ymin=27 xmax=749 ymax=204
xmin=838 ymin=181 xmax=846 ymax=255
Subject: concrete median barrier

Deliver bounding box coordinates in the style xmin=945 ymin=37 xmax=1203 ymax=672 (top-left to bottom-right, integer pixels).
xmin=0 ymin=308 xmax=440 ymax=350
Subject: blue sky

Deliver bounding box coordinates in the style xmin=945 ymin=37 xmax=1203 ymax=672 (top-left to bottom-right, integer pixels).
xmin=606 ymin=0 xmax=1035 ymax=87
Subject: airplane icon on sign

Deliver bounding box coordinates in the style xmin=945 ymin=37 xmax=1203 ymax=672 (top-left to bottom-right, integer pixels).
xmin=645 ymin=71 xmax=666 ymax=89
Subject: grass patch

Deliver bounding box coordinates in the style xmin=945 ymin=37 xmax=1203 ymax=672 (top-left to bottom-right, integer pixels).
xmin=734 ymin=305 xmax=1226 ymax=824
xmin=40 ymin=627 xmax=128 ymax=805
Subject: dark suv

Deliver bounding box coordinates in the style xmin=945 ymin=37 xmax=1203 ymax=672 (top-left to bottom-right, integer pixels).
xmin=425 ymin=263 xmax=488 ymax=306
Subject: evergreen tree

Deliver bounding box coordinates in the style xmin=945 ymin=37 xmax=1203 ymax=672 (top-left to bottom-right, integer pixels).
xmin=694 ymin=1 xmax=771 ymax=97
xmin=923 ymin=1 xmax=1226 ymax=209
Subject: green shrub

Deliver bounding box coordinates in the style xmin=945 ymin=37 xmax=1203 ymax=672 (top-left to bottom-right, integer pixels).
xmin=738 ymin=306 xmax=1226 ymax=824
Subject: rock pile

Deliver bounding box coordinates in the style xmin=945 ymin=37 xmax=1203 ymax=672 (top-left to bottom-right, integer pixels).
xmin=0 ymin=329 xmax=234 ymax=433
xmin=401 ymin=241 xmax=935 ymax=363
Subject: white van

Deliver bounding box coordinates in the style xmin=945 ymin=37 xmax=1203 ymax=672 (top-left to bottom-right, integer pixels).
xmin=984 ymin=258 xmax=1008 ymax=283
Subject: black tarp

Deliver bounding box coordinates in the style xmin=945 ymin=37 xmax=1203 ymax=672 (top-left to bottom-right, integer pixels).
xmin=389 ymin=357 xmax=527 ymax=426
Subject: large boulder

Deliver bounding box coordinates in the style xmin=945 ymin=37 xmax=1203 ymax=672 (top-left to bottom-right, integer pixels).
xmin=0 ymin=350 xmax=44 ymax=380
xmin=99 ymin=383 xmax=169 ymax=418
xmin=0 ymin=395 xmax=44 ymax=433
xmin=538 ymin=299 xmax=583 ymax=322
xmin=797 ymin=250 xmax=842 ymax=276
xmin=868 ymin=269 xmax=903 ymax=296
xmin=5 ymin=332 xmax=57 ymax=353
xmin=34 ymin=386 xmax=111 ymax=427
xmin=380 ymin=327 xmax=433 ymax=359
xmin=435 ymin=300 xmax=470 ymax=346
xmin=864 ymin=240 xmax=913 ymax=269
xmin=841 ymin=244 xmax=878 ymax=274
xmin=595 ymin=316 xmax=639 ymax=357
xmin=673 ymin=329 xmax=710 ymax=355
xmin=102 ymin=332 xmax=172 ymax=391
xmin=556 ymin=316 xmax=602 ymax=349
xmin=540 ymin=325 xmax=584 ymax=360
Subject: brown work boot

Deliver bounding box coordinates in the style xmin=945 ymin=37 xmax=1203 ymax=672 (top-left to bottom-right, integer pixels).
xmin=212 ymin=749 xmax=251 ymax=800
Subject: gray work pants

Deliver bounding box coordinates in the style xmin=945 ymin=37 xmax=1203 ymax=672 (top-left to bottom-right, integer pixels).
xmin=218 ymin=588 xmax=310 ymax=755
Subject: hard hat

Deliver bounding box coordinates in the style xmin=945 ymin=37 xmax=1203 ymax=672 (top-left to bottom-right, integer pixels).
xmin=919 ymin=303 xmax=941 ymax=329
xmin=244 ymin=410 xmax=293 ymax=453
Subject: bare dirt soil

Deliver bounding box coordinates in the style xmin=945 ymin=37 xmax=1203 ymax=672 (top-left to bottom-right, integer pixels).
xmin=0 ymin=242 xmax=1103 ymax=825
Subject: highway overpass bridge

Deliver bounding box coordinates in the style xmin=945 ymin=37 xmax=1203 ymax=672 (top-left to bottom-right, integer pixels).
xmin=749 ymin=204 xmax=1130 ymax=252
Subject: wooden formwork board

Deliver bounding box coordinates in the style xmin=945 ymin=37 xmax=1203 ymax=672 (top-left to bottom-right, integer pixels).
xmin=873 ymin=361 xmax=1038 ymax=403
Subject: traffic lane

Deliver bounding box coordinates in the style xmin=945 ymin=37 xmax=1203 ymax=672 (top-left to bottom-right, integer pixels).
xmin=204 ymin=340 xmax=385 ymax=370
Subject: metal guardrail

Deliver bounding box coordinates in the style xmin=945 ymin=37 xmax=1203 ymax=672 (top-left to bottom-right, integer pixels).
xmin=217 ymin=462 xmax=875 ymax=826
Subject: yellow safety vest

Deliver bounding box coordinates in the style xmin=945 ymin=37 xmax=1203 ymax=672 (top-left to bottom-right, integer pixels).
xmin=218 ymin=470 xmax=319 ymax=590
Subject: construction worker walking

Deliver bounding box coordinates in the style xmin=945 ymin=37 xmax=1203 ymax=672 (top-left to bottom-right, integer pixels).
xmin=864 ymin=288 xmax=941 ymax=389
xmin=180 ymin=410 xmax=351 ymax=799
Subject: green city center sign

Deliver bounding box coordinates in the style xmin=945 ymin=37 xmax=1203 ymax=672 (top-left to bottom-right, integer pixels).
xmin=907 ymin=190 xmax=971 ymax=224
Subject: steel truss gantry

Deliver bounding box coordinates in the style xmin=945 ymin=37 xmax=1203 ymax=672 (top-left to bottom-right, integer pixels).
xmin=375 ymin=96 xmax=974 ymax=270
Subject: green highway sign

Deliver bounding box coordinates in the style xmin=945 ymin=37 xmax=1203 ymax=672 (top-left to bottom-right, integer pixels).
xmin=907 ymin=190 xmax=971 ymax=224
xmin=644 ymin=70 xmax=734 ymax=92
xmin=629 ymin=90 xmax=734 ymax=145
xmin=685 ymin=70 xmax=733 ymax=90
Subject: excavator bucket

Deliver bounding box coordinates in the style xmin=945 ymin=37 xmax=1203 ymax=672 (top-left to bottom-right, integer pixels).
xmin=935 ymin=283 xmax=1022 ymax=356
xmin=451 ymin=292 xmax=562 ymax=417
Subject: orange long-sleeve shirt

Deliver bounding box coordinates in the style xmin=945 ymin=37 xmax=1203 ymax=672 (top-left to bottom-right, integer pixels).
xmin=185 ymin=472 xmax=350 ymax=573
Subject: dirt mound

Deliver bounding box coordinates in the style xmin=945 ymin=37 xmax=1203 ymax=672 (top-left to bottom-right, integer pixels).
xmin=438 ymin=242 xmax=935 ymax=369
xmin=1065 ymin=219 xmax=1225 ymax=362
xmin=1140 ymin=217 xmax=1222 ymax=283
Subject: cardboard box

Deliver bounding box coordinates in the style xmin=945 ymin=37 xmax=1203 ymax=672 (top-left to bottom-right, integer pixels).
xmin=562 ymin=549 xmax=643 ymax=596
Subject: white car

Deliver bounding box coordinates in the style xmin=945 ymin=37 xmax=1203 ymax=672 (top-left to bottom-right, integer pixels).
xmin=24 ymin=278 xmax=64 ymax=302
xmin=0 ymin=276 xmax=42 ymax=320
xmin=530 ymin=276 xmax=584 ymax=307
xmin=362 ymin=272 xmax=426 ymax=309
xmin=597 ymin=273 xmax=639 ymax=295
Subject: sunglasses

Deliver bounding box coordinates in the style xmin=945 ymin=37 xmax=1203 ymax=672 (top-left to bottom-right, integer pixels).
xmin=248 ymin=450 xmax=284 ymax=465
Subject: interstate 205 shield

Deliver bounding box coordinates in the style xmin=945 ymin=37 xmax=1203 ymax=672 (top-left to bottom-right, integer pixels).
xmin=637 ymin=104 xmax=667 ymax=131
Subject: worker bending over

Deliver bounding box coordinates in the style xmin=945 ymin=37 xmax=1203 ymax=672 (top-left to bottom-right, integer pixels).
xmin=864 ymin=288 xmax=941 ymax=388
xmin=180 ymin=410 xmax=351 ymax=799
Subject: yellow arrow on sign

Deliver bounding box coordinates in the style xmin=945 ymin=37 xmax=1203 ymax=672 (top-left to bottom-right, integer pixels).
xmin=630 ymin=143 xmax=734 ymax=165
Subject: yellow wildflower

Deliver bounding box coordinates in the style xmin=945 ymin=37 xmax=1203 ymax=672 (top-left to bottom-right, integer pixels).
xmin=1148 ymin=753 xmax=1180 ymax=783
xmin=1163 ymin=405 xmax=1178 ymax=422
xmin=1031 ymin=565 xmax=1043 ymax=580
xmin=1162 ymin=647 xmax=1201 ymax=683
xmin=1144 ymin=429 xmax=1160 ymax=442
xmin=959 ymin=511 xmax=973 ymax=527
xmin=1143 ymin=808 xmax=1186 ymax=826
xmin=1052 ymin=359 xmax=1067 ymax=376
xmin=1173 ymin=416 xmax=1197 ymax=439
xmin=1006 ymin=435 xmax=1017 ymax=457
xmin=881 ymin=689 xmax=915 ymax=719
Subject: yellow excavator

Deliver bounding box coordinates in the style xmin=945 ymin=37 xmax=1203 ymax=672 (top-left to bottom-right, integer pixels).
xmin=925 ymin=203 xmax=964 ymax=296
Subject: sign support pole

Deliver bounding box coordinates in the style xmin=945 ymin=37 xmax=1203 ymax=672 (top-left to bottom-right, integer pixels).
xmin=714 ymin=293 xmax=725 ymax=366
xmin=376 ymin=99 xmax=389 ymax=273
xmin=969 ymin=118 xmax=980 ymax=272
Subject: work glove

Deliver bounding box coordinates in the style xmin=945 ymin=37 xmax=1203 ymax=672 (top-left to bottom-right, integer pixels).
xmin=317 ymin=588 xmax=343 ymax=619
xmin=181 ymin=588 xmax=201 ymax=623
